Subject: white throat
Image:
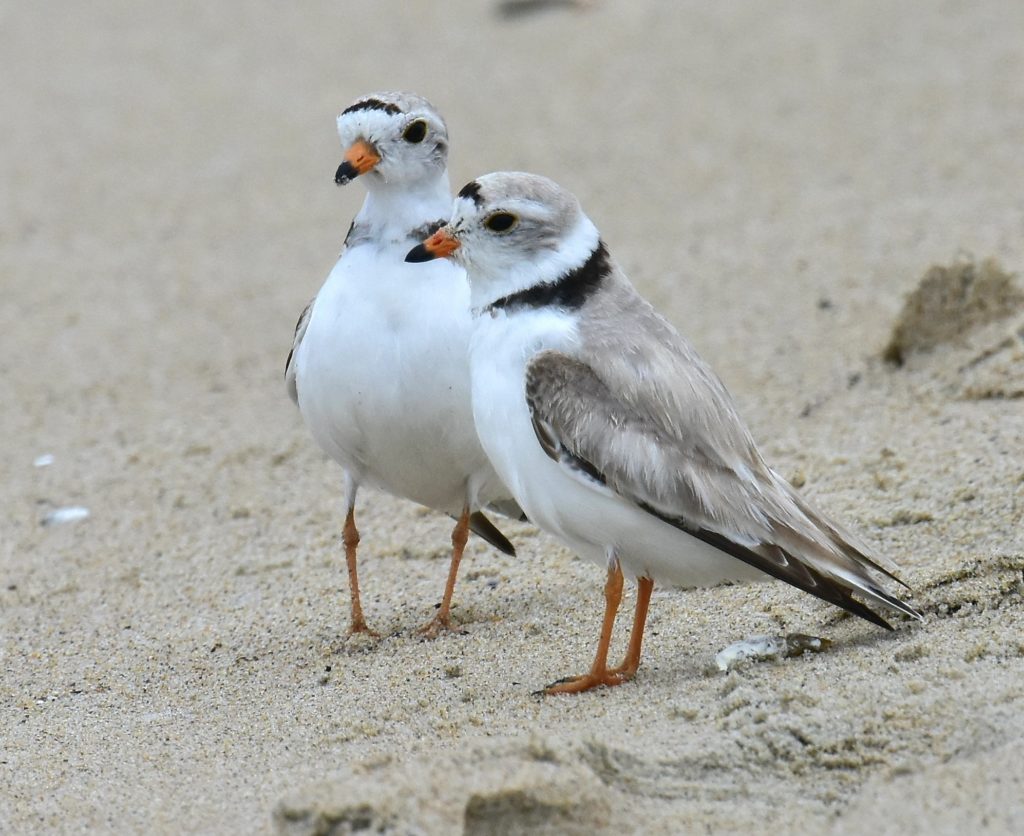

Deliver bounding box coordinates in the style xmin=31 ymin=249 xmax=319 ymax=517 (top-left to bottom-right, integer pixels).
xmin=468 ymin=213 xmax=601 ymax=311
xmin=356 ymin=171 xmax=452 ymax=242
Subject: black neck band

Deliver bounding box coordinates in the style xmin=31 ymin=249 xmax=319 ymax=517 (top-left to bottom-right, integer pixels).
xmin=485 ymin=242 xmax=609 ymax=314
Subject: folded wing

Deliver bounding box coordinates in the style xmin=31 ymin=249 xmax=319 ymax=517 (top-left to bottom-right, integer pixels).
xmin=525 ymin=347 xmax=921 ymax=627
xmin=285 ymin=298 xmax=314 ymax=405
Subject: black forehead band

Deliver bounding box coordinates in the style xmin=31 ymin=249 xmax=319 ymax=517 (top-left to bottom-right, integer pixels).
xmin=458 ymin=180 xmax=484 ymax=207
xmin=341 ymin=98 xmax=402 ymax=116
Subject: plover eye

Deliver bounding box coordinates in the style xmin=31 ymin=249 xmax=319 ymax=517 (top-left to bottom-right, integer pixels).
xmin=402 ymin=120 xmax=428 ymax=143
xmin=485 ymin=212 xmax=518 ymax=233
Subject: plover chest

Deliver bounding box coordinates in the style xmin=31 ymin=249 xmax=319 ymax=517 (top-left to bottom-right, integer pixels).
xmin=296 ymin=243 xmax=485 ymax=511
xmin=469 ymin=307 xmax=579 ymax=507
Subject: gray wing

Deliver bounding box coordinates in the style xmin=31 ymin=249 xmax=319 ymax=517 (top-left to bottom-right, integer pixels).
xmin=284 ymin=298 xmax=313 ymax=405
xmin=524 ymin=348 xmax=921 ymax=626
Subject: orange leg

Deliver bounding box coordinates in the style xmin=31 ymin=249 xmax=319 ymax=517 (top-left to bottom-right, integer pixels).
xmin=608 ymin=576 xmax=653 ymax=680
xmin=343 ymin=507 xmax=379 ymax=637
xmin=418 ymin=506 xmax=470 ymax=639
xmin=543 ymin=560 xmax=628 ymax=695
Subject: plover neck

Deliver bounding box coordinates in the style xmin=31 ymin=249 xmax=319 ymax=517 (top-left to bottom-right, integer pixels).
xmin=470 ymin=213 xmax=603 ymax=312
xmin=356 ymin=171 xmax=452 ymax=243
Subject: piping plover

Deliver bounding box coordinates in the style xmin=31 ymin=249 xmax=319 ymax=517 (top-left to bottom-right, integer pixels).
xmin=286 ymin=94 xmax=520 ymax=638
xmin=407 ymin=171 xmax=922 ymax=693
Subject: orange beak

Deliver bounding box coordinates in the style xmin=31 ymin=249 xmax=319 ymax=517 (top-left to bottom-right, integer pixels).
xmin=334 ymin=138 xmax=381 ymax=184
xmin=405 ymin=228 xmax=461 ymax=263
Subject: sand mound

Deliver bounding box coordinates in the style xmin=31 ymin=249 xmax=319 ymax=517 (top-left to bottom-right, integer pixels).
xmin=883 ymin=258 xmax=1023 ymax=365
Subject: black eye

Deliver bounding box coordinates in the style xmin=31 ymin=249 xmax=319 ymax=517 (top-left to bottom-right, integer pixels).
xmin=403 ymin=120 xmax=427 ymax=143
xmin=485 ymin=212 xmax=518 ymax=232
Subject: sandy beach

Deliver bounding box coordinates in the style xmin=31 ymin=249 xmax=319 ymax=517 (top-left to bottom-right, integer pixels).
xmin=2 ymin=1 xmax=1023 ymax=832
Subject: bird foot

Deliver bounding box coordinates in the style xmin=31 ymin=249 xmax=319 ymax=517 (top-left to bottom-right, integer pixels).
xmin=537 ymin=669 xmax=631 ymax=696
xmin=345 ymin=620 xmax=381 ymax=640
xmin=416 ymin=613 xmax=466 ymax=640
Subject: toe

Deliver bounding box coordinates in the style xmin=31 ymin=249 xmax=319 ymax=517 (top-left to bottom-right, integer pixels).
xmin=541 ymin=671 xmax=628 ymax=695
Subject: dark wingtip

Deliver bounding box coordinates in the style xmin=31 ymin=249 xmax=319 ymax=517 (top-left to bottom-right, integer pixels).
xmin=335 ymin=161 xmax=359 ymax=185
xmin=405 ymin=243 xmax=435 ymax=263
xmin=468 ymin=511 xmax=516 ymax=556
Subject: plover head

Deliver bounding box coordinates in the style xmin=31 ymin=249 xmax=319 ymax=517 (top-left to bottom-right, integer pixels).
xmin=334 ymin=92 xmax=449 ymax=187
xmin=406 ymin=171 xmax=600 ymax=303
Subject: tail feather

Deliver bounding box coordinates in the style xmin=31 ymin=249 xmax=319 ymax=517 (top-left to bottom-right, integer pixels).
xmin=638 ymin=499 xmax=920 ymax=629
xmin=828 ymin=563 xmax=924 ymax=622
xmin=699 ymin=530 xmax=898 ymax=630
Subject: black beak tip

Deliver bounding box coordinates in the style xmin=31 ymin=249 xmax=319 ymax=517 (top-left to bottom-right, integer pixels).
xmin=334 ymin=161 xmax=358 ymax=186
xmin=405 ymin=243 xmax=435 ymax=263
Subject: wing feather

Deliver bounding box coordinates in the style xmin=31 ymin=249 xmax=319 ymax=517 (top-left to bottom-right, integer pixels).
xmin=285 ymin=298 xmax=313 ymax=405
xmin=524 ymin=339 xmax=921 ymax=625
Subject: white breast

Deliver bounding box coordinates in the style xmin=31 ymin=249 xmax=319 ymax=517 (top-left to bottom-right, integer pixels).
xmin=295 ymin=241 xmax=502 ymax=513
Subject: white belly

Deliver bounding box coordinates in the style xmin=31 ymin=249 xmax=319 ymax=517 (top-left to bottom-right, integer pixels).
xmin=470 ymin=309 xmax=763 ymax=588
xmin=295 ymin=244 xmax=505 ymax=513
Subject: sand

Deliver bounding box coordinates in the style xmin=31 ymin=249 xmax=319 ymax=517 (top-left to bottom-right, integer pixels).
xmin=2 ymin=1 xmax=1023 ymax=833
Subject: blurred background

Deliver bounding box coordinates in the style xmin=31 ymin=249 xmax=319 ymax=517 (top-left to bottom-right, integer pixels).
xmin=4 ymin=1 xmax=1021 ymax=431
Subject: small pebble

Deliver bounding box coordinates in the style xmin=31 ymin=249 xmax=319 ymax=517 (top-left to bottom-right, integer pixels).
xmin=41 ymin=506 xmax=90 ymax=527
